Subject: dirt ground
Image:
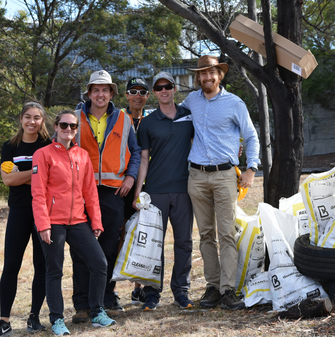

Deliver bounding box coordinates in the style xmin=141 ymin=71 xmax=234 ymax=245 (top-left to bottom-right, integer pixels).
xmin=302 ymin=153 xmax=335 ymax=169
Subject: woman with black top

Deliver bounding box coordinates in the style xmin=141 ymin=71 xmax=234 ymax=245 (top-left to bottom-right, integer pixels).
xmin=0 ymin=102 xmax=51 ymax=336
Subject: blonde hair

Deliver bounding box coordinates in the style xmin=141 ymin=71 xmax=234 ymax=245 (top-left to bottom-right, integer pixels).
xmin=193 ymin=67 xmax=225 ymax=88
xmin=10 ymin=101 xmax=50 ymax=147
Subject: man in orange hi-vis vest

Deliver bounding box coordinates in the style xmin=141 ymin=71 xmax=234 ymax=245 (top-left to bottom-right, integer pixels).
xmin=71 ymin=70 xmax=141 ymax=322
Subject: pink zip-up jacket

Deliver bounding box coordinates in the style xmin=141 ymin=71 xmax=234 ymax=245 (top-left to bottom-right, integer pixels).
xmin=31 ymin=140 xmax=103 ymax=232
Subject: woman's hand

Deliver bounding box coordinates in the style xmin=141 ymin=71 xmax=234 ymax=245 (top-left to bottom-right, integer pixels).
xmin=93 ymin=229 xmax=102 ymax=238
xmin=39 ymin=229 xmax=52 ymax=244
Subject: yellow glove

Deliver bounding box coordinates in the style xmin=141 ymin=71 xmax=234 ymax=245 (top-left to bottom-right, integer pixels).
xmin=1 ymin=161 xmax=19 ymax=173
xmin=235 ymin=166 xmax=248 ymax=201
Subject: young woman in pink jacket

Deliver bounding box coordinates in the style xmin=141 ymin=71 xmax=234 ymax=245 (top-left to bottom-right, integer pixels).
xmin=31 ymin=110 xmax=115 ymax=335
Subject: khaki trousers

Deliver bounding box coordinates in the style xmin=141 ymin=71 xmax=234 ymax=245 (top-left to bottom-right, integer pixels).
xmin=188 ymin=166 xmax=238 ymax=294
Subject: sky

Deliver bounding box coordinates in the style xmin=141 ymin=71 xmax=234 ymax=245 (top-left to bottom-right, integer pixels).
xmin=4 ymin=0 xmax=140 ymax=17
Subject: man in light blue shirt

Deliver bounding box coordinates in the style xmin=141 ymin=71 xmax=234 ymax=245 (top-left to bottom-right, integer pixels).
xmin=181 ymin=55 xmax=260 ymax=311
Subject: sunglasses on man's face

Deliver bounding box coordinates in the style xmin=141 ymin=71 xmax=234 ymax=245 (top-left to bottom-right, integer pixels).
xmin=127 ymin=89 xmax=149 ymax=96
xmin=153 ymin=83 xmax=175 ymax=92
xmin=58 ymin=122 xmax=78 ymax=130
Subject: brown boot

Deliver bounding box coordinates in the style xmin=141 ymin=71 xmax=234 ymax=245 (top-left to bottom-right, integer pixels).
xmin=72 ymin=308 xmax=90 ymax=324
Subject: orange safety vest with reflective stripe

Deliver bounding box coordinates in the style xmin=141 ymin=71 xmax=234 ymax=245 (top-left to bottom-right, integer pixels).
xmin=75 ymin=109 xmax=131 ymax=187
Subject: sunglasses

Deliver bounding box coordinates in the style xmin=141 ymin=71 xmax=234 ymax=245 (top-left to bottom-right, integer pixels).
xmin=127 ymin=89 xmax=149 ymax=96
xmin=58 ymin=122 xmax=78 ymax=130
xmin=153 ymin=83 xmax=175 ymax=91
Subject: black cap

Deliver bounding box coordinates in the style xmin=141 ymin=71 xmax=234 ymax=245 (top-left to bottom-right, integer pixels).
xmin=126 ymin=77 xmax=149 ymax=91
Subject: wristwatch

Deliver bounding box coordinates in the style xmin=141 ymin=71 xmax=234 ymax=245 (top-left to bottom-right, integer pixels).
xmin=249 ymin=167 xmax=258 ymax=172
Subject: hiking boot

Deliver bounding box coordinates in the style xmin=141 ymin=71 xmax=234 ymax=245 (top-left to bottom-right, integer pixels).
xmin=174 ymin=295 xmax=194 ymax=309
xmin=131 ymin=287 xmax=146 ymax=305
xmin=51 ymin=318 xmax=70 ymax=336
xmin=141 ymin=294 xmax=160 ymax=311
xmin=221 ymin=289 xmax=246 ymax=310
xmin=27 ymin=314 xmax=46 ymax=332
xmin=199 ymin=286 xmax=221 ymax=308
xmin=72 ymin=308 xmax=90 ymax=324
xmin=92 ymin=307 xmax=116 ymax=328
xmin=0 ymin=320 xmax=12 ymax=336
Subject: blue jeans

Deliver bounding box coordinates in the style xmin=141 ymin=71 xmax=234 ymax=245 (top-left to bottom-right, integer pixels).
xmin=40 ymin=222 xmax=107 ymax=323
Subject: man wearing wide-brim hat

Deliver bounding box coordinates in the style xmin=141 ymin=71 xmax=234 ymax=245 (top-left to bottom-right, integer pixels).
xmin=71 ymin=70 xmax=141 ymax=322
xmin=181 ymin=55 xmax=260 ymax=310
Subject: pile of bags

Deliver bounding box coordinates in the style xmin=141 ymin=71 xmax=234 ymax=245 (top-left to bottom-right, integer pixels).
xmin=236 ymin=167 xmax=335 ymax=311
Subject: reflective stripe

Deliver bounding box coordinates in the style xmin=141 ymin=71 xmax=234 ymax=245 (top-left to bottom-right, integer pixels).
xmin=101 ymin=172 xmax=124 ymax=181
xmin=94 ymin=173 xmax=99 ymax=180
xmin=75 ymin=109 xmax=82 ymax=146
xmin=119 ymin=111 xmax=131 ymax=174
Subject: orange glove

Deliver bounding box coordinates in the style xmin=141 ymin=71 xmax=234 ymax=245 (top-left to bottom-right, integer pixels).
xmin=235 ymin=166 xmax=248 ymax=201
xmin=1 ymin=161 xmax=19 ymax=173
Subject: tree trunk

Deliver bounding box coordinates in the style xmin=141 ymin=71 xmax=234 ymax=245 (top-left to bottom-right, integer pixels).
xmin=267 ymin=0 xmax=304 ymax=207
xmin=248 ymin=0 xmax=272 ymax=203
xmin=44 ymin=62 xmax=60 ymax=108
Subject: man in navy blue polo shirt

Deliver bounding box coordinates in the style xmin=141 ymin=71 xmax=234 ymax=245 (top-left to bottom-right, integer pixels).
xmin=133 ymin=71 xmax=194 ymax=311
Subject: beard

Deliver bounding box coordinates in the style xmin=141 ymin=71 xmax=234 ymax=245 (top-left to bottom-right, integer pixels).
xmin=200 ymin=77 xmax=221 ymax=94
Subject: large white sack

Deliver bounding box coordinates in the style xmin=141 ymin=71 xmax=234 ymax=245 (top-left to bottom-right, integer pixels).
xmin=242 ymin=272 xmax=272 ymax=308
xmin=279 ymin=193 xmax=310 ymax=236
xmin=112 ymin=192 xmax=163 ymax=288
xmin=258 ymin=202 xmax=298 ymax=256
xmin=300 ymin=167 xmax=335 ymax=245
xmin=235 ymin=206 xmax=265 ymax=296
xmin=259 ymin=203 xmax=328 ymax=312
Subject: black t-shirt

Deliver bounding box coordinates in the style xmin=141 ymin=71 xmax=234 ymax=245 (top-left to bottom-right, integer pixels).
xmin=137 ymin=104 xmax=194 ymax=194
xmin=1 ymin=136 xmax=51 ymax=208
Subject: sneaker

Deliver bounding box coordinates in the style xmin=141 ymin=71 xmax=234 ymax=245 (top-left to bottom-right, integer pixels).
xmin=131 ymin=287 xmax=146 ymax=305
xmin=51 ymin=318 xmax=70 ymax=336
xmin=72 ymin=308 xmax=90 ymax=324
xmin=27 ymin=314 xmax=46 ymax=332
xmin=0 ymin=320 xmax=12 ymax=336
xmin=174 ymin=295 xmax=194 ymax=309
xmin=221 ymin=289 xmax=246 ymax=310
xmin=199 ymin=286 xmax=221 ymax=308
xmin=109 ymin=292 xmax=124 ymax=312
xmin=92 ymin=308 xmax=116 ymax=328
xmin=141 ymin=295 xmax=160 ymax=311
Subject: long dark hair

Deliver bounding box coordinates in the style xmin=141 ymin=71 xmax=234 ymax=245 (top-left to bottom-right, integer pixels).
xmin=10 ymin=101 xmax=50 ymax=146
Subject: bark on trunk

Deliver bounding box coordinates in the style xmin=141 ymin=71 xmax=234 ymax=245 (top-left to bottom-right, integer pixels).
xmin=248 ymin=0 xmax=272 ymax=203
xmin=277 ymin=298 xmax=332 ymax=319
xmin=267 ymin=0 xmax=304 ymax=207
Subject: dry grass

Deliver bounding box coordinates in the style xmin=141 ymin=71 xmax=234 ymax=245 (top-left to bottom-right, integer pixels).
xmin=1 ymin=174 xmax=334 ymax=336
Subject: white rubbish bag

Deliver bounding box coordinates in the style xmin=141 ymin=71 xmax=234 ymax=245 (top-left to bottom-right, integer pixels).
xmin=279 ymin=193 xmax=310 ymax=237
xmin=259 ymin=203 xmax=328 ymax=312
xmin=235 ymin=206 xmax=265 ymax=296
xmin=300 ymin=167 xmax=335 ymax=246
xmin=242 ymin=272 xmax=272 ymax=308
xmin=111 ymin=192 xmax=163 ymax=289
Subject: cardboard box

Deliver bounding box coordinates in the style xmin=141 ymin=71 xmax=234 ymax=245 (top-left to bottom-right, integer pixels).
xmin=229 ymin=15 xmax=318 ymax=79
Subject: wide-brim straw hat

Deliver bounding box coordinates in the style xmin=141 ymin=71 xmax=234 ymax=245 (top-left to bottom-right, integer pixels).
xmin=83 ymin=70 xmax=118 ymax=97
xmin=189 ymin=55 xmax=229 ymax=74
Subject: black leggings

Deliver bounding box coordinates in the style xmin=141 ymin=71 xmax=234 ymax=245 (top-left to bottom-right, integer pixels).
xmin=0 ymin=206 xmax=45 ymax=318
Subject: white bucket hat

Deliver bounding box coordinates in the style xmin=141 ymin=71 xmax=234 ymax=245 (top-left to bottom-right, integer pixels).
xmin=83 ymin=70 xmax=118 ymax=97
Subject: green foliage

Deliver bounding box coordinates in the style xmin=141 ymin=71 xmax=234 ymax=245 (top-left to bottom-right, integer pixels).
xmin=0 ymin=181 xmax=9 ymax=200
xmin=302 ymin=1 xmax=335 ymax=109
xmin=0 ymin=0 xmax=183 ymax=146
